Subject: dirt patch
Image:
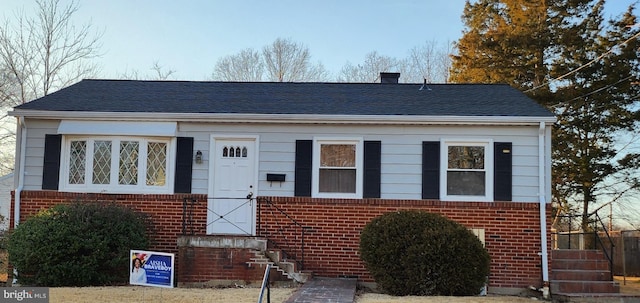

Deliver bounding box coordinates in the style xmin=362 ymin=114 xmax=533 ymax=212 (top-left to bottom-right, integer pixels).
xmin=19 ymin=276 xmax=640 ymax=302
xmin=50 ymin=286 xmax=297 ymax=303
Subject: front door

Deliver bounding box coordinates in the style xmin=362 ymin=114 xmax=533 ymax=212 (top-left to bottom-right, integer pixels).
xmin=207 ymin=137 xmax=257 ymax=235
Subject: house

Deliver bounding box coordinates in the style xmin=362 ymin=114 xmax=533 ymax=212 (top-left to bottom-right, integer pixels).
xmin=9 ymin=73 xmax=555 ymax=295
xmin=0 ymin=173 xmax=13 ymax=230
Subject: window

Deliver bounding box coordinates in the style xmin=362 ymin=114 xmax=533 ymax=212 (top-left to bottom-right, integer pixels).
xmin=61 ymin=136 xmax=173 ymax=193
xmin=441 ymin=140 xmax=493 ymax=201
xmin=312 ymin=138 xmax=363 ymax=198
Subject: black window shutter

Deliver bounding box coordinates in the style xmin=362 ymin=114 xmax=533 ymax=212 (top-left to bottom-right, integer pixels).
xmin=42 ymin=134 xmax=62 ymax=190
xmin=494 ymin=142 xmax=512 ymax=201
xmin=422 ymin=141 xmax=440 ymax=199
xmin=363 ymin=141 xmax=381 ymax=198
xmin=174 ymin=137 xmax=194 ymax=194
xmin=294 ymin=140 xmax=312 ymax=197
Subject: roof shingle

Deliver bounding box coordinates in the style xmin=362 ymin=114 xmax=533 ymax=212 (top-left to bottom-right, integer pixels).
xmin=13 ymin=79 xmax=555 ymax=117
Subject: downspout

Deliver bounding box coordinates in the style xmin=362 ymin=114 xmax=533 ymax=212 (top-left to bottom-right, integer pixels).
xmin=538 ymin=121 xmax=550 ymax=299
xmin=14 ymin=116 xmax=26 ymax=228
xmin=13 ymin=116 xmax=26 ymax=285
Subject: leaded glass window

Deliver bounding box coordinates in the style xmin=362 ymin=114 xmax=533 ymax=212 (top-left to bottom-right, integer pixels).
xmin=119 ymin=141 xmax=139 ymax=185
xmin=62 ymin=136 xmax=172 ymax=194
xmin=68 ymin=140 xmax=87 ymax=184
xmin=146 ymin=142 xmax=167 ymax=186
xmin=92 ymin=140 xmax=111 ymax=184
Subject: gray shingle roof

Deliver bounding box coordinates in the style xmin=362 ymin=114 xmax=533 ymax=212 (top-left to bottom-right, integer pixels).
xmin=13 ymin=79 xmax=554 ymax=117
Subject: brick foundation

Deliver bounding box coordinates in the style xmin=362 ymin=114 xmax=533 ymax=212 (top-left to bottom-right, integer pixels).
xmin=11 ymin=191 xmax=551 ymax=290
xmin=258 ymin=196 xmax=552 ymax=290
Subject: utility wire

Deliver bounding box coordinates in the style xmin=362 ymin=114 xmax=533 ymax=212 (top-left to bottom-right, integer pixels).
xmin=525 ymin=31 xmax=640 ymax=93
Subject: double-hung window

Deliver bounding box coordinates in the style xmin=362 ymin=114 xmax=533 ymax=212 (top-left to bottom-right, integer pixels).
xmin=441 ymin=140 xmax=493 ymax=201
xmin=312 ymin=138 xmax=363 ymax=198
xmin=62 ymin=136 xmax=173 ymax=194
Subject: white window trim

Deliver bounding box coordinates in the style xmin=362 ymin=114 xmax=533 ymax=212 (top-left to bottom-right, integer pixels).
xmin=312 ymin=137 xmax=363 ymax=199
xmin=59 ymin=135 xmax=176 ymax=194
xmin=58 ymin=121 xmax=177 ymax=136
xmin=440 ymin=139 xmax=494 ymax=202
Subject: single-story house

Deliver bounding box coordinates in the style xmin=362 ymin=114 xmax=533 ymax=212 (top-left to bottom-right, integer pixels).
xmin=9 ymin=73 xmax=555 ymax=294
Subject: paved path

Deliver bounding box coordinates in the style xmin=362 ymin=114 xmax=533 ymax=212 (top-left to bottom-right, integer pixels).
xmin=283 ymin=277 xmax=358 ymax=303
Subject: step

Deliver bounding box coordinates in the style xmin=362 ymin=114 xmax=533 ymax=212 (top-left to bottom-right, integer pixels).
xmin=552 ymin=269 xmax=611 ymax=281
xmin=553 ymin=293 xmax=640 ymax=303
xmin=552 ymin=259 xmax=611 ymax=271
xmin=551 ymin=280 xmax=620 ymax=294
xmin=552 ymin=249 xmax=605 ymax=261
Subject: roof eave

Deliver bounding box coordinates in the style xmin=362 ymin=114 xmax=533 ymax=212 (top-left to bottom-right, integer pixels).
xmin=8 ymin=110 xmax=557 ymax=125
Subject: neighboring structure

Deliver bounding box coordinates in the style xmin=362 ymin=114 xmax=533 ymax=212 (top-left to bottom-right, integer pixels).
xmin=0 ymin=173 xmax=13 ymax=230
xmin=9 ymin=74 xmax=555 ymax=294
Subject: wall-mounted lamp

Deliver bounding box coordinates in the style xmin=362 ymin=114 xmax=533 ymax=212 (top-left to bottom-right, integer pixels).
xmin=195 ymin=150 xmax=203 ymax=164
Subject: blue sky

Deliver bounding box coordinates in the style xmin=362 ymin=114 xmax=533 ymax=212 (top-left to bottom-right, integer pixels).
xmin=2 ymin=0 xmax=638 ymax=80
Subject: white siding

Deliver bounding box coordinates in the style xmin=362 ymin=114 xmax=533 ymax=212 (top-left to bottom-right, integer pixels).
xmin=0 ymin=173 xmax=13 ymax=230
xmin=22 ymin=119 xmax=59 ymax=190
xmin=21 ymin=120 xmax=547 ymax=202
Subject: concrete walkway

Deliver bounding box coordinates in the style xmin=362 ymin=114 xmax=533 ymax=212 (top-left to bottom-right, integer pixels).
xmin=283 ymin=277 xmax=358 ymax=303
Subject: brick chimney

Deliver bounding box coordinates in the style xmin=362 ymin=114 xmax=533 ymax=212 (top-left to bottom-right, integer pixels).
xmin=380 ymin=72 xmax=400 ymax=84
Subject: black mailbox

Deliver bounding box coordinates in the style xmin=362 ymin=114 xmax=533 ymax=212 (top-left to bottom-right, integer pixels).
xmin=266 ymin=173 xmax=286 ymax=182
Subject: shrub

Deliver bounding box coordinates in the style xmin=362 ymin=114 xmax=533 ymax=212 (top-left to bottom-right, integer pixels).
xmin=359 ymin=210 xmax=490 ymax=296
xmin=8 ymin=201 xmax=151 ymax=286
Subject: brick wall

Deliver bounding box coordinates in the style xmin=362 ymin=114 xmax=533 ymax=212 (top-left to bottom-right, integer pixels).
xmin=258 ymin=196 xmax=552 ymax=290
xmin=11 ymin=191 xmax=551 ymax=290
xmin=11 ymin=190 xmax=208 ymax=281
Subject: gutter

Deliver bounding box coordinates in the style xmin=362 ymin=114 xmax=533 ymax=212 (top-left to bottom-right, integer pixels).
xmin=8 ymin=110 xmax=558 ymax=126
xmin=538 ymin=121 xmax=550 ymax=299
xmin=14 ymin=116 xmax=26 ymax=228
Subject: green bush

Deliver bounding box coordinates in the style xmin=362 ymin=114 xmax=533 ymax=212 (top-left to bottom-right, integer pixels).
xmin=359 ymin=210 xmax=490 ymax=296
xmin=8 ymin=201 xmax=151 ymax=286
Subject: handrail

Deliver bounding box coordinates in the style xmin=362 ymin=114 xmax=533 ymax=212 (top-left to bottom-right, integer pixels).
xmin=182 ymin=197 xmax=197 ymax=236
xmin=593 ymin=211 xmax=614 ymax=280
xmin=257 ymin=197 xmax=309 ymax=270
xmin=553 ymin=212 xmax=615 ymax=280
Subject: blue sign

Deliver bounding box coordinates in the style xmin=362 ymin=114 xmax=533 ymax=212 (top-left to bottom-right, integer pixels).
xmin=130 ymin=250 xmax=174 ymax=288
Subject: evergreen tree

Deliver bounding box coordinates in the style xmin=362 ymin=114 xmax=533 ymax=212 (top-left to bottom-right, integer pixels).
xmin=451 ymin=0 xmax=640 ymax=230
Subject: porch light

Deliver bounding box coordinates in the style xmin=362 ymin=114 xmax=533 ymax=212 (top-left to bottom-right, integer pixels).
xmin=195 ymin=150 xmax=203 ymax=164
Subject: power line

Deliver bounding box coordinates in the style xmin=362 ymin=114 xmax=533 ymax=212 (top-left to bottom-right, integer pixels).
xmin=525 ymin=31 xmax=640 ymax=93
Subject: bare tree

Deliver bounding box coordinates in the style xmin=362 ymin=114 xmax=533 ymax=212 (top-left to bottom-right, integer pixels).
xmin=404 ymin=40 xmax=452 ymax=83
xmin=211 ymin=38 xmax=330 ymax=82
xmin=262 ymin=38 xmax=329 ymax=82
xmin=120 ymin=61 xmax=177 ymax=80
xmin=337 ymin=51 xmax=404 ymax=83
xmin=0 ymin=0 xmax=102 ymax=175
xmin=212 ymin=48 xmax=263 ymax=81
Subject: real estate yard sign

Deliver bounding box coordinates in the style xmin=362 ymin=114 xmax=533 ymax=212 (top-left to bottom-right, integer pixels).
xmin=130 ymin=250 xmax=174 ymax=288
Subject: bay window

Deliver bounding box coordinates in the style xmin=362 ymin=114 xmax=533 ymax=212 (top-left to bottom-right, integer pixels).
xmin=61 ymin=136 xmax=173 ymax=193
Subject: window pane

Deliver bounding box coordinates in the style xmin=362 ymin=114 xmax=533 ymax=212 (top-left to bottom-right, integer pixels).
xmin=69 ymin=140 xmax=86 ymax=184
xmin=92 ymin=140 xmax=112 ymax=184
xmin=448 ymin=146 xmax=484 ymax=169
xmin=119 ymin=141 xmax=139 ymax=185
xmin=319 ymin=169 xmax=356 ymax=193
xmin=321 ymin=144 xmax=355 ymax=167
xmin=447 ymin=171 xmax=485 ymax=195
xmin=146 ymin=142 xmax=167 ymax=186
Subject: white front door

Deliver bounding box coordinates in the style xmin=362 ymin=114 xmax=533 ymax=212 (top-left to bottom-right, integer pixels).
xmin=207 ymin=137 xmax=258 ymax=235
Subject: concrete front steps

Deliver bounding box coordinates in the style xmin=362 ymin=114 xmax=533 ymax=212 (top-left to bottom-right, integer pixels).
xmin=551 ymin=249 xmax=640 ymax=303
xmin=248 ymin=248 xmax=312 ymax=284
